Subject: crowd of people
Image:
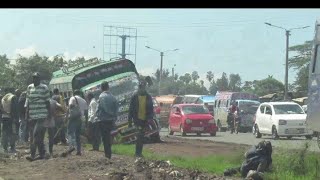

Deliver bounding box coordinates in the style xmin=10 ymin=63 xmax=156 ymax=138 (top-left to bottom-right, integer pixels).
xmin=0 ymin=72 xmax=154 ymax=161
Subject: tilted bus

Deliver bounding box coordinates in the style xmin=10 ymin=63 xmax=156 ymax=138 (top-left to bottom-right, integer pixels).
xmin=49 ymin=58 xmax=160 ymax=143
xmin=307 ymin=19 xmax=320 ymax=145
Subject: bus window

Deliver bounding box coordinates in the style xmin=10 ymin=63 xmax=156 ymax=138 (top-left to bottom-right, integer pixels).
xmin=215 ymin=100 xmax=218 ymax=108
xmin=312 ymin=45 xmax=320 ymax=73
xmin=226 ymin=100 xmax=230 ymax=107
xmin=218 ymin=100 xmax=221 ymax=107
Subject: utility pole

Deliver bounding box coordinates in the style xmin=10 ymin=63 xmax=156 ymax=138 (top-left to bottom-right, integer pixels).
xmin=145 ymin=46 xmax=179 ymax=96
xmin=285 ymin=30 xmax=290 ymax=101
xmin=265 ymin=22 xmax=309 ymax=100
xmin=172 ymin=64 xmax=176 ymax=80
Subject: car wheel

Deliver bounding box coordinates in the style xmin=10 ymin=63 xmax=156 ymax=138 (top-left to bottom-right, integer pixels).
xmin=272 ymin=126 xmax=279 ymax=140
xmin=306 ymin=135 xmax=313 ymax=140
xmin=254 ymin=125 xmax=262 ymax=138
xmin=210 ymin=131 xmax=216 ymax=136
xmin=180 ymin=126 xmax=186 ymax=137
xmin=287 ymin=136 xmax=292 ymax=140
xmin=197 ymin=133 xmax=201 ymax=136
xmin=168 ymin=126 xmax=174 ymax=135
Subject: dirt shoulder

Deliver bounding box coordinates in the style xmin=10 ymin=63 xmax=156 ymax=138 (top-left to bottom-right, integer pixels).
xmin=0 ymin=137 xmax=247 ymax=180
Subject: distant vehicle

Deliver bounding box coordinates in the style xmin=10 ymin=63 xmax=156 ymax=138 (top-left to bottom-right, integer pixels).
xmin=214 ymin=91 xmax=259 ymax=132
xmin=154 ymin=95 xmax=178 ymax=127
xmin=152 ymin=97 xmax=161 ymax=127
xmin=168 ymin=104 xmax=217 ymax=136
xmin=235 ymin=100 xmax=260 ymax=133
xmin=253 ymin=102 xmax=313 ymax=140
xmin=180 ymin=95 xmax=215 ymax=115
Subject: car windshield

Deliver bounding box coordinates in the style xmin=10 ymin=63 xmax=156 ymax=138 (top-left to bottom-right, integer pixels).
xmin=273 ymin=104 xmax=305 ymax=114
xmin=182 ymin=105 xmax=209 ymax=114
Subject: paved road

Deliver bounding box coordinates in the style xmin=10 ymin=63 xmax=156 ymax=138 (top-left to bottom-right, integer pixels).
xmin=160 ymin=128 xmax=320 ymax=152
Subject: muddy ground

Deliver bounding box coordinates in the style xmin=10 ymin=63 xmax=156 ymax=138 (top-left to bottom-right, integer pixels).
xmin=0 ymin=136 xmax=249 ymax=180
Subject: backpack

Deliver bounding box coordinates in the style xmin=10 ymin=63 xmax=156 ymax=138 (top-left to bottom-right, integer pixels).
xmin=1 ymin=93 xmax=14 ymax=114
xmin=69 ymin=96 xmax=82 ymax=120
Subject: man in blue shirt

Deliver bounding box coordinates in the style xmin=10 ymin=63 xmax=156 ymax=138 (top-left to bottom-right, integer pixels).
xmin=96 ymin=81 xmax=118 ymax=159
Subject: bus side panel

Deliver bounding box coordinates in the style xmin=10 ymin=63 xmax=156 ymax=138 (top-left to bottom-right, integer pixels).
xmin=307 ymin=25 xmax=320 ymax=132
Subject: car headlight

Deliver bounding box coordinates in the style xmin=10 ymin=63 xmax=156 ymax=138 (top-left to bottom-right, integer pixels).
xmin=185 ymin=119 xmax=192 ymax=124
xmin=208 ymin=119 xmax=215 ymax=124
xmin=279 ymin=119 xmax=287 ymax=125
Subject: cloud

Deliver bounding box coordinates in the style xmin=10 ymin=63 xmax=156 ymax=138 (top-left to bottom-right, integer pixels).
xmin=14 ymin=45 xmax=37 ymax=58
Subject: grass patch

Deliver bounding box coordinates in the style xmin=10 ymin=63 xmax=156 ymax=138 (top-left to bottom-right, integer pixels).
xmin=85 ymin=142 xmax=320 ymax=179
xmin=85 ymin=143 xmax=243 ymax=175
xmin=265 ymin=142 xmax=320 ymax=180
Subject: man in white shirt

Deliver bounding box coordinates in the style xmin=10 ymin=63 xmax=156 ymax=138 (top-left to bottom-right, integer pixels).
xmin=87 ymin=92 xmax=100 ymax=151
xmin=66 ymin=89 xmax=88 ymax=156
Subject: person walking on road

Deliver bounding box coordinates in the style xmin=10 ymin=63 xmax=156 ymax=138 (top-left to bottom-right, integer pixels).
xmin=25 ymin=72 xmax=51 ymax=161
xmin=128 ymin=79 xmax=154 ymax=158
xmin=96 ymin=81 xmax=118 ymax=159
xmin=66 ymin=89 xmax=88 ymax=156
xmin=0 ymin=88 xmax=19 ymax=153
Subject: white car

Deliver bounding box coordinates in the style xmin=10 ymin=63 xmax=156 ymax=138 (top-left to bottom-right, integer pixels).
xmin=253 ymin=102 xmax=313 ymax=140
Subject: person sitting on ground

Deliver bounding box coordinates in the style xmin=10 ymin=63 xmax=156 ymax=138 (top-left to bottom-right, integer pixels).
xmin=224 ymin=140 xmax=272 ymax=178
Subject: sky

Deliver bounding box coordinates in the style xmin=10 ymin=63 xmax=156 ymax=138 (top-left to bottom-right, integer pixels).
xmin=0 ymin=9 xmax=319 ymax=88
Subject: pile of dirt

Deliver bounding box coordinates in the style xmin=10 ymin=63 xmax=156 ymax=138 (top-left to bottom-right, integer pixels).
xmin=0 ymin=137 xmax=245 ymax=180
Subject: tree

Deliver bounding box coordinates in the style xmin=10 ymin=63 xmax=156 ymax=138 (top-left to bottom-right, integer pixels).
xmin=14 ymin=54 xmax=61 ymax=90
xmin=206 ymin=71 xmax=214 ymax=83
xmin=229 ymin=73 xmax=241 ymax=91
xmin=216 ymin=72 xmax=229 ymax=91
xmin=200 ymin=80 xmax=204 ymax=87
xmin=0 ymin=54 xmax=17 ymax=89
xmin=288 ymin=40 xmax=312 ymax=95
xmin=191 ymin=71 xmax=200 ymax=83
xmin=209 ymin=80 xmax=218 ymax=95
xmin=253 ymin=76 xmax=284 ymax=96
xmin=179 ymin=73 xmax=192 ymax=85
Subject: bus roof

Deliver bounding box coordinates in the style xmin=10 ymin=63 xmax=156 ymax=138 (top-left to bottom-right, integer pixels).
xmin=50 ymin=59 xmax=137 ymax=90
xmin=80 ymin=72 xmax=136 ymax=91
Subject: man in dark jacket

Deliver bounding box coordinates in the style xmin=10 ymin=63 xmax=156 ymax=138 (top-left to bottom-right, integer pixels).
xmin=128 ymin=79 xmax=154 ymax=158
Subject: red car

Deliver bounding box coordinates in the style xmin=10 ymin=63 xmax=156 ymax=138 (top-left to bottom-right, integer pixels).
xmin=168 ymin=104 xmax=217 ymax=136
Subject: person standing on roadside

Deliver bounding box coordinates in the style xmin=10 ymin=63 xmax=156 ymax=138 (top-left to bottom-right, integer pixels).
xmin=66 ymin=89 xmax=88 ymax=156
xmin=128 ymin=79 xmax=154 ymax=158
xmin=43 ymin=91 xmax=64 ymax=157
xmin=25 ymin=72 xmax=51 ymax=161
xmin=52 ymin=88 xmax=67 ymax=145
xmin=18 ymin=91 xmax=28 ymax=144
xmin=87 ymin=92 xmax=100 ymax=151
xmin=96 ymin=81 xmax=118 ymax=159
xmin=0 ymin=88 xmax=19 ymax=153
